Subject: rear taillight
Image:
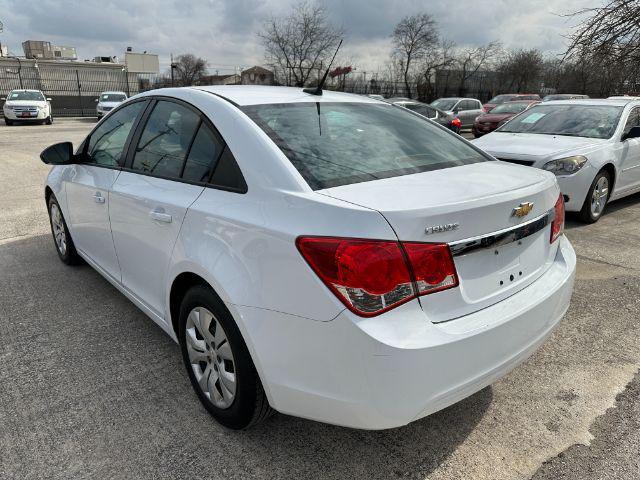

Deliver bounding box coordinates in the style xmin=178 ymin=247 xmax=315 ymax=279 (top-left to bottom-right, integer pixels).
xmin=296 ymin=237 xmax=458 ymax=317
xmin=550 ymin=193 xmax=565 ymax=243
xmin=451 ymin=118 xmax=462 ymax=128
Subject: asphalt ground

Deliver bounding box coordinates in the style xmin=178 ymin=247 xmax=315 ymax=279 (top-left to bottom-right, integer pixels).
xmin=1 ymin=118 xmax=640 ymax=479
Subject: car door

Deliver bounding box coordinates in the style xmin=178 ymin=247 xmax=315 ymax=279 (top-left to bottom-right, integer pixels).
xmin=64 ymin=100 xmax=147 ymax=280
xmin=617 ymin=107 xmax=640 ymax=192
xmin=109 ymin=98 xmax=225 ymax=318
xmin=455 ymin=100 xmax=474 ymax=127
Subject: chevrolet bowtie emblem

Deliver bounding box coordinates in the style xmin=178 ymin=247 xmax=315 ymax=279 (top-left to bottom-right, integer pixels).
xmin=512 ymin=202 xmax=534 ymax=218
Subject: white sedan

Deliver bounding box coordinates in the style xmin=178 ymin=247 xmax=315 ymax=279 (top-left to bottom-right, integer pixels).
xmin=95 ymin=91 xmax=128 ymax=119
xmin=473 ymin=99 xmax=640 ymax=223
xmin=40 ymin=86 xmax=575 ymax=430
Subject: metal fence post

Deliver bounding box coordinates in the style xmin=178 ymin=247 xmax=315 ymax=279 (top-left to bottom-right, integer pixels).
xmin=75 ymin=69 xmax=84 ymax=117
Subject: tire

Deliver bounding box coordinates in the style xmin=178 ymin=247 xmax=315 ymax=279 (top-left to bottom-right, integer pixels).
xmin=45 ymin=115 xmax=53 ymax=125
xmin=4 ymin=118 xmax=13 ymax=126
xmin=47 ymin=195 xmax=81 ymax=265
xmin=178 ymin=285 xmax=273 ymax=429
xmin=579 ymin=169 xmax=611 ymax=223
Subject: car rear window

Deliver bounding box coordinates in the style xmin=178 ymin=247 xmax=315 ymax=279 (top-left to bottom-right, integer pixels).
xmin=242 ymin=102 xmax=488 ymax=190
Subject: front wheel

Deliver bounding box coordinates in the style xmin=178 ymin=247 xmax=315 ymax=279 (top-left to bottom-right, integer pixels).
xmin=579 ymin=170 xmax=611 ymax=223
xmin=4 ymin=118 xmax=13 ymax=126
xmin=178 ymin=285 xmax=273 ymax=429
xmin=45 ymin=115 xmax=53 ymax=125
xmin=48 ymin=196 xmax=81 ymax=264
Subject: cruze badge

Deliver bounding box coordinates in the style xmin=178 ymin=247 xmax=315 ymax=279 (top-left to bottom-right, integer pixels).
xmin=425 ymin=223 xmax=459 ymax=235
xmin=512 ymin=202 xmax=534 ymax=218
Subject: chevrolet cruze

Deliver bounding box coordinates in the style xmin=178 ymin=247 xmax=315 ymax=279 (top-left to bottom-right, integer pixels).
xmin=41 ymin=86 xmax=576 ymax=430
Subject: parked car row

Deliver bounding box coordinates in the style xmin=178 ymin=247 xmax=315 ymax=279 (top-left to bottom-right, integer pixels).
xmin=473 ymin=98 xmax=640 ymax=223
xmin=40 ymin=85 xmax=576 ymax=431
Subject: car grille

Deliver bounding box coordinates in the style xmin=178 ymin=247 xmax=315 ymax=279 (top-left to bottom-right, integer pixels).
xmin=496 ymin=158 xmax=535 ymax=166
xmin=12 ymin=106 xmax=38 ymax=114
xmin=102 ymin=106 xmax=113 ymax=112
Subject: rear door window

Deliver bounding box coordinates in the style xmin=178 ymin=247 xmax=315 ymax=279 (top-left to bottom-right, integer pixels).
xmin=131 ymin=100 xmax=200 ymax=178
xmin=242 ymin=102 xmax=488 ymax=190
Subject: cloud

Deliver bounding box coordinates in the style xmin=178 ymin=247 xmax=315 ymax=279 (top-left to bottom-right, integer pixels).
xmin=0 ymin=0 xmax=600 ymax=73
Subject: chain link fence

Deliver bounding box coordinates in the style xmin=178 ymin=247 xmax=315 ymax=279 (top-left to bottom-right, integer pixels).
xmin=0 ymin=58 xmax=163 ymax=117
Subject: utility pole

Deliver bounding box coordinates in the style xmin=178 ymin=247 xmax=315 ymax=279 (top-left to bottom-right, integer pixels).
xmin=170 ymin=53 xmax=175 ymax=87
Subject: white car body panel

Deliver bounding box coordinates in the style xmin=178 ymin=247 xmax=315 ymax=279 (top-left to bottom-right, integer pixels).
xmin=45 ymin=86 xmax=576 ymax=429
xmin=472 ymin=99 xmax=640 ymax=211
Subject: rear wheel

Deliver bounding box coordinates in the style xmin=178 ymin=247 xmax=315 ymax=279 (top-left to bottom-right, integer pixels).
xmin=48 ymin=196 xmax=81 ymax=264
xmin=178 ymin=285 xmax=273 ymax=429
xmin=579 ymin=170 xmax=611 ymax=223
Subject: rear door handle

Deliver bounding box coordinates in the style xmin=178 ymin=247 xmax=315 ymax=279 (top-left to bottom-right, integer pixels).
xmin=93 ymin=192 xmax=105 ymax=204
xmin=149 ymin=209 xmax=172 ymax=223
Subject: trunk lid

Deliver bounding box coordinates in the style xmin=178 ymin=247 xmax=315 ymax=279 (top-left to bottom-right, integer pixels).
xmin=319 ymin=161 xmax=560 ymax=322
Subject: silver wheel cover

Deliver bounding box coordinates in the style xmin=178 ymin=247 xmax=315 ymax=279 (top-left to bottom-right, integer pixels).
xmin=186 ymin=307 xmax=237 ymax=409
xmin=50 ymin=203 xmax=67 ymax=255
xmin=590 ymin=175 xmax=609 ymax=218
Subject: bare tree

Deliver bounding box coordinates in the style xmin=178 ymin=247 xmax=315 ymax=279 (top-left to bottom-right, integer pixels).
xmin=392 ymin=13 xmax=439 ymax=98
xmin=172 ymin=54 xmax=207 ymax=86
xmin=566 ymin=0 xmax=640 ymax=63
xmin=258 ymin=1 xmax=342 ymax=87
xmin=454 ymin=41 xmax=501 ymax=96
xmin=496 ymin=48 xmax=544 ymax=92
xmin=419 ymin=39 xmax=456 ymax=101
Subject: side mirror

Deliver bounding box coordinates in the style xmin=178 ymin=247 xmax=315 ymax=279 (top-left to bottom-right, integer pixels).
xmin=40 ymin=142 xmax=75 ymax=165
xmin=622 ymin=125 xmax=640 ymax=141
xmin=95 ymin=98 xmax=99 ymax=103
xmin=46 ymin=98 xmax=52 ymax=102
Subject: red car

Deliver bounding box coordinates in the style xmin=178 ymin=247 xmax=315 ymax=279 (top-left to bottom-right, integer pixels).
xmin=482 ymin=93 xmax=541 ymax=113
xmin=472 ymin=100 xmax=540 ymax=137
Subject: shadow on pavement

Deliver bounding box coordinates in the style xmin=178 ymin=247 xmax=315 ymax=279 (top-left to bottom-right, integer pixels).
xmin=0 ymin=234 xmax=491 ymax=479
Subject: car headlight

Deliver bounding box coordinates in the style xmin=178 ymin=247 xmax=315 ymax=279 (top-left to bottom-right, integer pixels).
xmin=543 ymin=155 xmax=587 ymax=175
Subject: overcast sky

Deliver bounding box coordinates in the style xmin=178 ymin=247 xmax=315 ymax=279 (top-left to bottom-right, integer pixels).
xmin=0 ymin=0 xmax=600 ymax=74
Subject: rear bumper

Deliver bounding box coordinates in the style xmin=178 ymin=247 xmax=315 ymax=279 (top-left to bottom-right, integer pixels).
xmin=232 ymin=235 xmax=576 ymax=429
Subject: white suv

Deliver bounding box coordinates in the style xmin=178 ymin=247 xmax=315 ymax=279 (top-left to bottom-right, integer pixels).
xmin=40 ymin=86 xmax=576 ymax=430
xmin=96 ymin=91 xmax=127 ymax=119
xmin=2 ymin=89 xmax=52 ymax=125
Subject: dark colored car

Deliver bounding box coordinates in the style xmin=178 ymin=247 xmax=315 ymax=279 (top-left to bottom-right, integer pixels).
xmin=472 ymin=100 xmax=540 ymax=138
xmin=483 ymin=94 xmax=541 ymax=113
xmin=391 ymin=100 xmax=462 ymax=134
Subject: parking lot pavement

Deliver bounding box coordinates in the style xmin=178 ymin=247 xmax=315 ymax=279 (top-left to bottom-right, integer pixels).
xmin=2 ymin=118 xmax=640 ymax=480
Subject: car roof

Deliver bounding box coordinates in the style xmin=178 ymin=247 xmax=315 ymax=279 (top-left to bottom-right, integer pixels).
xmin=540 ymin=98 xmax=638 ymax=107
xmin=190 ymin=85 xmax=382 ymax=106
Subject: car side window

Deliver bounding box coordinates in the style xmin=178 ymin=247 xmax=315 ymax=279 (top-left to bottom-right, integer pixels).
xmin=622 ymin=108 xmax=640 ymax=137
xmin=454 ymin=101 xmax=463 ymax=111
xmin=182 ymin=123 xmax=225 ymax=183
xmin=131 ymin=100 xmax=200 ymax=178
xmin=86 ymin=101 xmax=145 ymax=167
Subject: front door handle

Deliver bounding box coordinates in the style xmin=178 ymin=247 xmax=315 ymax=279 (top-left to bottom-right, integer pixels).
xmin=149 ymin=209 xmax=172 ymax=223
xmin=93 ymin=192 xmax=105 ymax=204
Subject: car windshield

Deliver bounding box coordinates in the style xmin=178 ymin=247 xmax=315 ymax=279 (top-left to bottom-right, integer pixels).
xmin=487 ymin=95 xmax=515 ymax=104
xmin=101 ymin=94 xmax=127 ymax=102
xmin=242 ymin=102 xmax=488 ymax=190
xmin=491 ymin=103 xmax=529 ymax=114
xmin=8 ymin=91 xmax=44 ymax=101
xmin=498 ymin=104 xmax=623 ymax=139
xmin=431 ymin=99 xmax=457 ymax=110
xmin=402 ymin=103 xmax=437 ymax=119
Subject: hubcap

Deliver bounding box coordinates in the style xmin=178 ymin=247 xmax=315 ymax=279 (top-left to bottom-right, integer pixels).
xmin=50 ymin=204 xmax=67 ymax=255
xmin=186 ymin=307 xmax=236 ymax=409
xmin=590 ymin=176 xmax=609 ymax=217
